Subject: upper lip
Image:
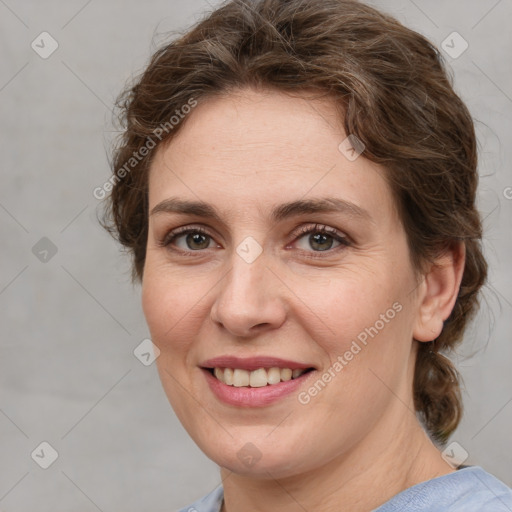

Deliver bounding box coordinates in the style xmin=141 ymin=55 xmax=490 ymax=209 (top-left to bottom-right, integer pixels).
xmin=200 ymin=356 xmax=315 ymax=372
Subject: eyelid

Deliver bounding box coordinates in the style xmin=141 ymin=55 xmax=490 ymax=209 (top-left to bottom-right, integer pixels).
xmin=290 ymin=223 xmax=350 ymax=245
xmin=160 ymin=224 xmax=213 ymax=247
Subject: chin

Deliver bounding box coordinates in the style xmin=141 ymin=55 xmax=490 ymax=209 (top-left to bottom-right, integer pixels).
xmin=196 ymin=431 xmax=316 ymax=478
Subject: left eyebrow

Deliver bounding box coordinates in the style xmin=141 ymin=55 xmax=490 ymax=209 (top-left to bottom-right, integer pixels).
xmin=270 ymin=197 xmax=372 ymax=223
xmin=150 ymin=196 xmax=373 ymax=224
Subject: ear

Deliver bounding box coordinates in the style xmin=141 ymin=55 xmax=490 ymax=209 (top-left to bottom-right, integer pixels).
xmin=413 ymin=242 xmax=466 ymax=342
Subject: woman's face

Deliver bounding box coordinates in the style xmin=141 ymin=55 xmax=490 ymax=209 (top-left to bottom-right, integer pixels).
xmin=142 ymin=87 xmax=424 ymax=477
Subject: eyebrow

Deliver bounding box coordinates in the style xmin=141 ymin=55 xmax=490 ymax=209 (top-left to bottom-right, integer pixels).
xmin=150 ymin=196 xmax=372 ymax=224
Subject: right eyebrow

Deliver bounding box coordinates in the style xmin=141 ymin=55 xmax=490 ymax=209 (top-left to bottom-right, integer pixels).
xmin=150 ymin=198 xmax=223 ymax=221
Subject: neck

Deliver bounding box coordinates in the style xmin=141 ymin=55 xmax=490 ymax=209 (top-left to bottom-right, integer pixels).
xmin=220 ymin=407 xmax=454 ymax=512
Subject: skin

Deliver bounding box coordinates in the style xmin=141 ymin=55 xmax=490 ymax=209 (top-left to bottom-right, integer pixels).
xmin=141 ymin=87 xmax=465 ymax=512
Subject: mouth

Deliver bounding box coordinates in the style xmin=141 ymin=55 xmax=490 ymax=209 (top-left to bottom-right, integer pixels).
xmin=203 ymin=366 xmax=316 ymax=388
xmin=199 ymin=356 xmax=317 ymax=406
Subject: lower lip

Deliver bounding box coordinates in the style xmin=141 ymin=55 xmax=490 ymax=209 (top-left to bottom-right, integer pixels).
xmin=202 ymin=368 xmax=314 ymax=407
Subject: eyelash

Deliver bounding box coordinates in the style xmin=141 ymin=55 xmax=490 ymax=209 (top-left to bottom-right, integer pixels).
xmin=159 ymin=223 xmax=351 ymax=259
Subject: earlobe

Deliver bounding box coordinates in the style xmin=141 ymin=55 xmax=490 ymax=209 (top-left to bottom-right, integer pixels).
xmin=413 ymin=242 xmax=466 ymax=343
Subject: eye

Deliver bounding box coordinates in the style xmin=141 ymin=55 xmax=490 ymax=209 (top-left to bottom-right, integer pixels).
xmin=159 ymin=223 xmax=351 ymax=257
xmin=160 ymin=226 xmax=218 ymax=253
xmin=291 ymin=223 xmax=351 ymax=257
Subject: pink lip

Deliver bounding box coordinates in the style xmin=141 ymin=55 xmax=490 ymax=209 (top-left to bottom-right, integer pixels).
xmin=200 ymin=355 xmax=314 ymax=372
xmin=201 ymin=367 xmax=315 ymax=407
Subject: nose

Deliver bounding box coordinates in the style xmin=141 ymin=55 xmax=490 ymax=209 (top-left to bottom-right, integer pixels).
xmin=210 ymin=249 xmax=287 ymax=338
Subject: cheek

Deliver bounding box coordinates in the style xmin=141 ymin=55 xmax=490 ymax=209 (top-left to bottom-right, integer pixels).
xmin=141 ymin=262 xmax=206 ymax=419
xmin=303 ymin=269 xmax=415 ymax=396
xmin=141 ymin=259 xmax=206 ymax=356
xmin=306 ymin=269 xmax=405 ymax=341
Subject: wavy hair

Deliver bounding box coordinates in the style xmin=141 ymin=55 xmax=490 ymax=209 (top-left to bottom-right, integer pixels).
xmin=102 ymin=0 xmax=488 ymax=443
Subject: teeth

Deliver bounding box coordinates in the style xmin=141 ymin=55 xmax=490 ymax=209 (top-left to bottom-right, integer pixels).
xmin=281 ymin=368 xmax=292 ymax=381
xmin=224 ymin=368 xmax=234 ymax=386
xmin=267 ymin=367 xmax=281 ymax=385
xmin=233 ymin=369 xmax=250 ymax=387
xmin=211 ymin=367 xmax=309 ymax=387
xmin=249 ymin=368 xmax=268 ymax=387
xmin=214 ymin=368 xmax=224 ymax=383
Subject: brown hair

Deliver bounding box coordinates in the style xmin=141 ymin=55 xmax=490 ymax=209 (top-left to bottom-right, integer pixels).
xmin=102 ymin=0 xmax=487 ymax=443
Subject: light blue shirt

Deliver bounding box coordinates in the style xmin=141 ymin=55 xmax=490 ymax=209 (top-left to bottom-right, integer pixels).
xmin=177 ymin=466 xmax=512 ymax=511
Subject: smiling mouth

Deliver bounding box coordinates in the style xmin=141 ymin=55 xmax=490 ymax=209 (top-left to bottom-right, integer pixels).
xmin=204 ymin=367 xmax=315 ymax=387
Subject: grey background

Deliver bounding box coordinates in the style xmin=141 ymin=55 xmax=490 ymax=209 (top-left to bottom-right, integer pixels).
xmin=0 ymin=0 xmax=511 ymax=510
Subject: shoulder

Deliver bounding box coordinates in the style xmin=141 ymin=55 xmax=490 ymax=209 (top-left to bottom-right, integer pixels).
xmin=375 ymin=466 xmax=512 ymax=512
xmin=447 ymin=466 xmax=512 ymax=511
xmin=176 ymin=468 xmax=512 ymax=512
xmin=176 ymin=485 xmax=224 ymax=512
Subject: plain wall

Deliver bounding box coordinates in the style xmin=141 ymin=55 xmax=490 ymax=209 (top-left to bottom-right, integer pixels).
xmin=1 ymin=1 xmax=511 ymax=510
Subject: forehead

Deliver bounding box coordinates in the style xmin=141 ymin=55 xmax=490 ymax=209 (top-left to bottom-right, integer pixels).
xmin=147 ymin=88 xmax=398 ymax=224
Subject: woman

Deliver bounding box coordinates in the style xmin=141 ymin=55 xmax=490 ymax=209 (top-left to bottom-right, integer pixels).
xmin=102 ymin=0 xmax=512 ymax=510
